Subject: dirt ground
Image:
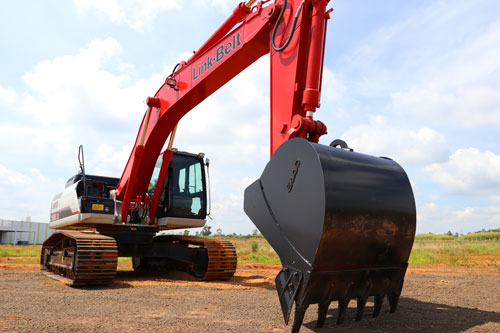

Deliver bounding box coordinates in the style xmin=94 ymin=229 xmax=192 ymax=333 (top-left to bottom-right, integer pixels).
xmin=0 ymin=260 xmax=499 ymax=332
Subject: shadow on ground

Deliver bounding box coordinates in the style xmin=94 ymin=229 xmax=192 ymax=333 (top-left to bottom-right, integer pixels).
xmin=113 ymin=270 xmax=276 ymax=290
xmin=300 ymin=297 xmax=500 ymax=332
xmin=75 ymin=281 xmax=135 ymax=289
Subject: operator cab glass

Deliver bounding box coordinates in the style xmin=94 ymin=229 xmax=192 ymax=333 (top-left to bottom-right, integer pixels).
xmin=149 ymin=151 xmax=207 ymax=219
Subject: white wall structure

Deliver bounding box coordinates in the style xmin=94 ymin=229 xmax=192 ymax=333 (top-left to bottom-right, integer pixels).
xmin=0 ymin=218 xmax=55 ymax=245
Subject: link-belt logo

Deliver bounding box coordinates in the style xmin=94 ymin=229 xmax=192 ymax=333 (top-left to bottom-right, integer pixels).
xmin=193 ymin=31 xmax=242 ymax=81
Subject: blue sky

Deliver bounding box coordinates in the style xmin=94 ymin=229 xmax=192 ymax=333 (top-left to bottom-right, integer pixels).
xmin=1 ymin=0 xmax=499 ymax=235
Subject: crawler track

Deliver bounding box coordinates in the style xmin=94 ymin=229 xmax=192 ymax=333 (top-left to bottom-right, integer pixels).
xmin=175 ymin=236 xmax=237 ymax=280
xmin=41 ymin=231 xmax=118 ymax=287
xmin=134 ymin=235 xmax=237 ymax=280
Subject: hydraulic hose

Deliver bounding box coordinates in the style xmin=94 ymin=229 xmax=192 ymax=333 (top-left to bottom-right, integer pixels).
xmin=271 ymin=0 xmax=306 ymax=52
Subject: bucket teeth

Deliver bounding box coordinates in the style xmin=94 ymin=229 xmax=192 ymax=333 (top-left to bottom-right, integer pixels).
xmin=373 ymin=295 xmax=384 ymax=317
xmin=355 ymin=297 xmax=367 ymax=321
xmin=316 ymin=302 xmax=330 ymax=328
xmin=388 ymin=292 xmax=400 ymax=313
xmin=291 ymin=304 xmax=309 ymax=333
xmin=336 ymin=299 xmax=350 ymax=325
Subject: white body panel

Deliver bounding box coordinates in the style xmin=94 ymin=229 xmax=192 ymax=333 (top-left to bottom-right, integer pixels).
xmin=50 ymin=213 xmax=115 ymax=230
xmin=50 ymin=182 xmax=81 ymax=225
xmin=50 ymin=180 xmax=116 ymax=230
xmin=157 ymin=217 xmax=206 ymax=229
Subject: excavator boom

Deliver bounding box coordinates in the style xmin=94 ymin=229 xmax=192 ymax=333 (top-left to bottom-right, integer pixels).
xmin=115 ymin=0 xmax=329 ymax=222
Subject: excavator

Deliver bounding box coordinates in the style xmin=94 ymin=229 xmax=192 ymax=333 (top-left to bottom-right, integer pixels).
xmin=41 ymin=0 xmax=416 ymax=331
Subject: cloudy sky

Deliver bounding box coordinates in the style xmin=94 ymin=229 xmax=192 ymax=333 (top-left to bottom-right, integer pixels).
xmin=1 ymin=0 xmax=499 ymax=235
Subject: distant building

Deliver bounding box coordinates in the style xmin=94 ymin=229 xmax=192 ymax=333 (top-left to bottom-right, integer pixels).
xmin=0 ymin=217 xmax=55 ymax=245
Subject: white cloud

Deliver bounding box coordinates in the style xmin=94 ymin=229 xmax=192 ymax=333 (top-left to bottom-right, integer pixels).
xmin=490 ymin=195 xmax=500 ymax=203
xmin=425 ymin=148 xmax=500 ymax=194
xmin=0 ymin=125 xmax=77 ymax=168
xmin=185 ymin=142 xmax=267 ymax=166
xmin=73 ymin=0 xmax=180 ymax=31
xmin=0 ymin=165 xmax=65 ymax=222
xmin=321 ymin=67 xmax=345 ymax=103
xmin=203 ymin=0 xmax=239 ymax=13
xmin=174 ymin=56 xmax=270 ymax=165
xmin=90 ymin=142 xmax=134 ymax=177
xmin=21 ymin=37 xmax=161 ymax=126
xmin=341 ymin=116 xmax=449 ymax=166
xmin=206 ymin=170 xmax=260 ymax=234
xmin=389 ymin=17 xmax=500 ymax=127
xmin=0 ymin=164 xmax=31 ymax=185
xmin=393 ymin=86 xmax=500 ymax=128
xmin=335 ymin=1 xmax=500 ymax=128
xmin=15 ymin=37 xmax=167 ymax=171
xmin=418 ymin=200 xmax=500 ymax=234
xmin=0 ymin=85 xmax=16 ymax=106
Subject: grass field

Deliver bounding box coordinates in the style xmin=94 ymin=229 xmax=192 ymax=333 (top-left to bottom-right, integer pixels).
xmin=1 ymin=234 xmax=498 ymax=268
xmin=230 ymin=237 xmax=281 ymax=265
xmin=410 ymin=240 xmax=499 ymax=266
xmin=219 ymin=234 xmax=500 ymax=267
xmin=0 ymin=244 xmax=41 ymax=257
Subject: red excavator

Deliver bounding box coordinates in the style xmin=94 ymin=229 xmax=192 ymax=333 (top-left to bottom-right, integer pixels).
xmin=41 ymin=0 xmax=416 ymax=331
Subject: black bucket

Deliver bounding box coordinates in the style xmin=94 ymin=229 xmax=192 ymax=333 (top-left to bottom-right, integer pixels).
xmin=244 ymin=138 xmax=416 ymax=331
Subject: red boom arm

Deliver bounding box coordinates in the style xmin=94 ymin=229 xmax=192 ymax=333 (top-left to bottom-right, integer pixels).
xmin=116 ymin=0 xmax=331 ymax=222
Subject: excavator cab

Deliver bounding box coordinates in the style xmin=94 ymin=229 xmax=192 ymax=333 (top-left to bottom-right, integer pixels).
xmin=149 ymin=151 xmax=208 ymax=222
